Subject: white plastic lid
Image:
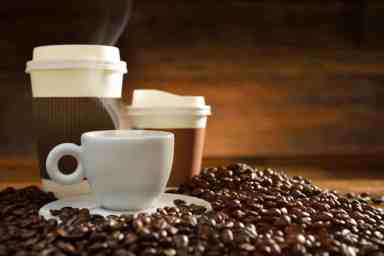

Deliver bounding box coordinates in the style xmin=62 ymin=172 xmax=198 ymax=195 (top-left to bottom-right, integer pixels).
xmin=25 ymin=45 xmax=127 ymax=73
xmin=127 ymin=90 xmax=211 ymax=116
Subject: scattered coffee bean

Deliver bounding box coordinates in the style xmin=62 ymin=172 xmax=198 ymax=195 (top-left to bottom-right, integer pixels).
xmin=220 ymin=229 xmax=234 ymax=243
xmin=2 ymin=164 xmax=384 ymax=255
xmin=174 ymin=235 xmax=189 ymax=248
xmin=163 ymin=248 xmax=177 ymax=256
xmin=173 ymin=199 xmax=187 ymax=207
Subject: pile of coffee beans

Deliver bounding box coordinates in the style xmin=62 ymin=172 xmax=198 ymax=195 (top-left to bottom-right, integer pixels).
xmin=345 ymin=192 xmax=384 ymax=206
xmin=1 ymin=163 xmax=384 ymax=255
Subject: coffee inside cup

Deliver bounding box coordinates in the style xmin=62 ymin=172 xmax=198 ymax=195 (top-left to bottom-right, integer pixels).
xmin=122 ymin=90 xmax=211 ymax=187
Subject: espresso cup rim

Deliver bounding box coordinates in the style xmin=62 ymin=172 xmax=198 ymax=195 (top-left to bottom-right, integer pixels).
xmin=82 ymin=130 xmax=174 ymax=140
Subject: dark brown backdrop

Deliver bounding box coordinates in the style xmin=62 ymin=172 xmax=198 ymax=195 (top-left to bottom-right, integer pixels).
xmin=1 ymin=1 xmax=384 ymax=163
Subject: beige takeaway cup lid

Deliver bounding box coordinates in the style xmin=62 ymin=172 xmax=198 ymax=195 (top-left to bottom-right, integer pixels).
xmin=25 ymin=45 xmax=127 ymax=73
xmin=126 ymin=90 xmax=211 ymax=116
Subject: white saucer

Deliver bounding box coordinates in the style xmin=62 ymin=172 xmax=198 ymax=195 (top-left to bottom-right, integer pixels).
xmin=39 ymin=193 xmax=211 ymax=219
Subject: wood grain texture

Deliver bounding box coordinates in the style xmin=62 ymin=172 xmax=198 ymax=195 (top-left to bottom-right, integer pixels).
xmin=0 ymin=1 xmax=384 ymax=160
xmin=1 ymin=158 xmax=384 ymax=194
xmin=120 ymin=0 xmax=384 ymax=157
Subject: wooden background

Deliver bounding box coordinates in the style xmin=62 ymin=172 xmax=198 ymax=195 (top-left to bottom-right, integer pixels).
xmin=1 ymin=0 xmax=384 ymax=165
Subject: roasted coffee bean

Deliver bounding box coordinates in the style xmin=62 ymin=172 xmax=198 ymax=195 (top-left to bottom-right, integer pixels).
xmin=141 ymin=247 xmax=157 ymax=256
xmin=163 ymin=248 xmax=177 ymax=256
xmin=181 ymin=215 xmax=198 ymax=226
xmin=2 ymin=165 xmax=384 ymax=255
xmin=274 ymin=215 xmax=292 ymax=226
xmin=55 ymin=241 xmax=76 ymax=254
xmin=371 ymin=195 xmax=384 ymax=205
xmin=174 ymin=235 xmax=189 ymax=248
xmin=239 ymin=243 xmax=255 ymax=251
xmin=124 ymin=233 xmax=138 ymax=244
xmin=220 ymin=229 xmax=234 ymax=243
xmin=152 ymin=218 xmax=168 ymax=230
xmin=114 ymin=249 xmax=136 ymax=256
xmin=174 ymin=199 xmax=187 ymax=207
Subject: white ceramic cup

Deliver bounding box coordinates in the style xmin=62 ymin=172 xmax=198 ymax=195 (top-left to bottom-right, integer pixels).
xmin=45 ymin=130 xmax=174 ymax=210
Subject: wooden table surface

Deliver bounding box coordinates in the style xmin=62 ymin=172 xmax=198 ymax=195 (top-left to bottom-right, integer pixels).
xmin=1 ymin=158 xmax=384 ymax=195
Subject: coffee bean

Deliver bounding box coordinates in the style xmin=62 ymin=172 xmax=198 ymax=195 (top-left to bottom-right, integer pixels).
xmin=3 ymin=165 xmax=384 ymax=255
xmin=109 ymin=218 xmax=123 ymax=230
xmin=220 ymin=229 xmax=234 ymax=243
xmin=55 ymin=241 xmax=76 ymax=254
xmin=163 ymin=248 xmax=177 ymax=256
xmin=114 ymin=249 xmax=136 ymax=256
xmin=167 ymin=226 xmax=178 ymax=235
xmin=141 ymin=247 xmax=157 ymax=256
xmin=274 ymin=215 xmax=291 ymax=226
xmin=315 ymin=212 xmax=334 ymax=221
xmin=88 ymin=242 xmax=108 ymax=252
xmin=125 ymin=233 xmax=138 ymax=244
xmin=239 ymin=243 xmax=255 ymax=251
xmin=296 ymin=234 xmax=306 ymax=244
xmin=174 ymin=235 xmax=189 ymax=248
xmin=173 ymin=199 xmax=186 ymax=207
xmin=56 ymin=228 xmax=68 ymax=238
xmin=153 ymin=218 xmax=168 ymax=230
xmin=181 ymin=215 xmax=197 ymax=226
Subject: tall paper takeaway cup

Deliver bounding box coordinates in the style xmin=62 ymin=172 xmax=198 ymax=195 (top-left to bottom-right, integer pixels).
xmin=123 ymin=90 xmax=211 ymax=187
xmin=26 ymin=45 xmax=127 ymax=198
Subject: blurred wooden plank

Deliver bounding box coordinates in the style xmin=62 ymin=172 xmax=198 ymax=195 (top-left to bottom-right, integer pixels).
xmin=1 ymin=158 xmax=384 ymax=194
xmin=3 ymin=179 xmax=384 ymax=195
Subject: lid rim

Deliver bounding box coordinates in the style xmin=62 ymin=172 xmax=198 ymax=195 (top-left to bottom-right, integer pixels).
xmin=125 ymin=107 xmax=212 ymax=116
xmin=83 ymin=130 xmax=174 ymax=139
xmin=126 ymin=106 xmax=211 ymax=110
xmin=32 ymin=45 xmax=121 ymax=60
xmin=25 ymin=60 xmax=127 ymax=73
xmin=126 ymin=113 xmax=211 ymax=116
xmin=126 ymin=105 xmax=211 ymax=108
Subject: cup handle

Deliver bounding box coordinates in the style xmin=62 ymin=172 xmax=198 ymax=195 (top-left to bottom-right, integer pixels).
xmin=45 ymin=143 xmax=84 ymax=185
